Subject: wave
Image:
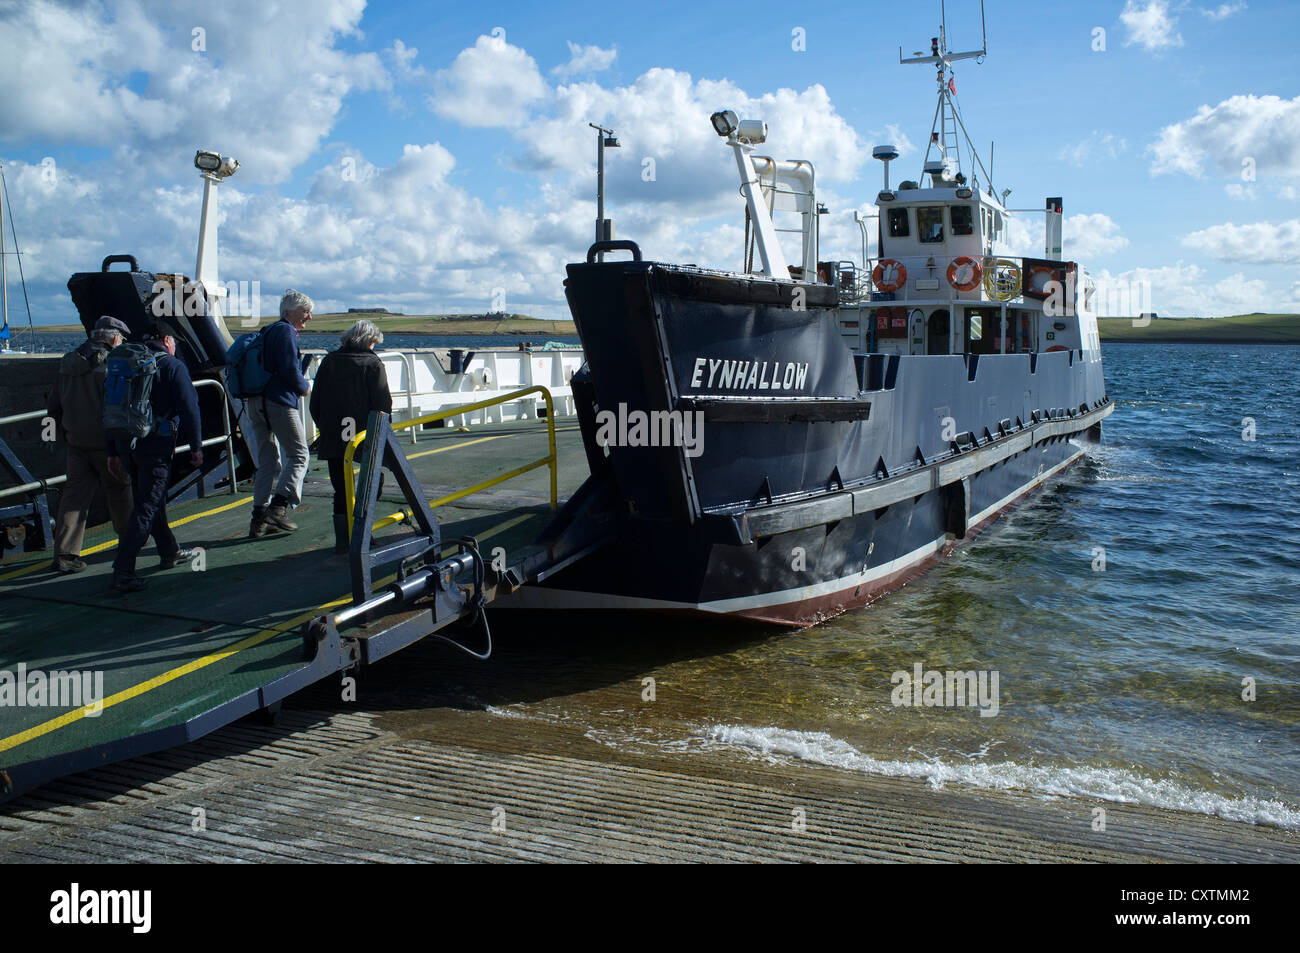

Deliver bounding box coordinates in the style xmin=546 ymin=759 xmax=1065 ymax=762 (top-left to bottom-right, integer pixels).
xmin=701 ymin=724 xmax=1300 ymax=830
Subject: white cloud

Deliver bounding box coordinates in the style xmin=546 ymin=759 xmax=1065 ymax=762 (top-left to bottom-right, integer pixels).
xmin=1225 ymin=183 xmax=1256 ymax=200
xmin=1149 ymin=94 xmax=1300 ymax=180
xmin=1065 ymin=213 xmax=1130 ymax=259
xmin=1091 ymin=262 xmax=1273 ymax=317
xmin=994 ymin=212 xmax=1128 ymax=263
xmin=519 ymin=69 xmax=867 ymax=217
xmin=1200 ymin=2 xmax=1247 ymax=20
xmin=431 ymin=34 xmax=548 ymax=128
xmin=0 ymin=0 xmax=388 ymax=186
xmin=1182 ymin=219 xmax=1300 ymax=264
xmin=1059 ymin=131 xmax=1127 ymax=167
xmin=387 ymin=39 xmax=428 ymax=82
xmin=1121 ymin=1 xmax=1184 ymax=50
xmin=553 ymin=41 xmax=617 ymax=78
xmin=1 ymin=11 xmax=871 ymax=324
xmin=1287 ymin=281 xmax=1300 ymax=305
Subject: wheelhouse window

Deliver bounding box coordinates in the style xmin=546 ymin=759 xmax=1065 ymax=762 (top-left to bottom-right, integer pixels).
xmin=887 ymin=207 xmax=910 ymax=238
xmin=917 ymin=207 xmax=945 ymax=243
xmin=950 ymin=205 xmax=973 ymax=236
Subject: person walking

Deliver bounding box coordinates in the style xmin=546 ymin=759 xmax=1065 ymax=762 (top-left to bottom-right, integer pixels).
xmin=46 ymin=315 xmax=135 ymax=573
xmin=308 ymin=320 xmax=392 ymax=553
xmin=106 ymin=325 xmax=203 ymax=594
xmin=246 ymin=290 xmax=312 ymax=538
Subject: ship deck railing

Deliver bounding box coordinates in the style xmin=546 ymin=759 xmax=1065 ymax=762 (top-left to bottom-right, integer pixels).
xmin=302 ymin=347 xmax=584 ymax=445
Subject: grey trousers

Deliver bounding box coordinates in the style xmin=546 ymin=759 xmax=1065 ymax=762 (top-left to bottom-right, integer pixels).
xmin=246 ymin=396 xmax=309 ymax=508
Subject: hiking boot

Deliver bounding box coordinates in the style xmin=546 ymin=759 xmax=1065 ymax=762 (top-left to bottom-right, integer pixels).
xmin=265 ymin=497 xmax=298 ymax=533
xmin=52 ymin=555 xmax=87 ymax=574
xmin=160 ymin=547 xmax=201 ymax=570
xmin=333 ymin=514 xmax=349 ymax=555
xmin=248 ymin=506 xmax=269 ymax=539
xmin=109 ymin=572 xmax=147 ymax=594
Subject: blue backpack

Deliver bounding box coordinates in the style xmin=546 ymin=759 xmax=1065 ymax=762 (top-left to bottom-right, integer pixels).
xmin=225 ymin=328 xmax=273 ymax=398
xmin=102 ymin=343 xmax=161 ymax=445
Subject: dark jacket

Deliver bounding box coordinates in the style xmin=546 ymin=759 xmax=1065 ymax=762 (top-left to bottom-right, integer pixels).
xmin=262 ymin=318 xmax=311 ymax=408
xmin=48 ymin=339 xmax=112 ymax=451
xmin=309 ymin=346 xmax=393 ymax=459
xmin=106 ymin=342 xmax=203 ymax=459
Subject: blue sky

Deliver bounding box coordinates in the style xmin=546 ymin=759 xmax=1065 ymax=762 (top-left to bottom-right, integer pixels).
xmin=1 ymin=0 xmax=1297 ymax=324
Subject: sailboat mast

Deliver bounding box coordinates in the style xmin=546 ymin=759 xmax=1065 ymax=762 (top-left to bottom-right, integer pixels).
xmin=1 ymin=161 xmax=8 ymax=334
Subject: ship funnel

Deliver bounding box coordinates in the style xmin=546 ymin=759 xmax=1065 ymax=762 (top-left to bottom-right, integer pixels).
xmin=873 ymin=144 xmax=899 ymax=190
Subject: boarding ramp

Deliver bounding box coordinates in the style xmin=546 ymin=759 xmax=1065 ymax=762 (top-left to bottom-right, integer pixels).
xmin=0 ymin=387 xmax=607 ymax=802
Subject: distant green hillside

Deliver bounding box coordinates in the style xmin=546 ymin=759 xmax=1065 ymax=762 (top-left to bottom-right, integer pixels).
xmin=32 ymin=312 xmax=578 ymax=337
xmin=303 ymin=312 xmax=577 ymax=336
xmin=1098 ymin=313 xmax=1300 ymax=343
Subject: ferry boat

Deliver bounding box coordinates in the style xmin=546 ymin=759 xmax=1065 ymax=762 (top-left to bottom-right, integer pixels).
xmin=511 ymin=12 xmax=1113 ymax=625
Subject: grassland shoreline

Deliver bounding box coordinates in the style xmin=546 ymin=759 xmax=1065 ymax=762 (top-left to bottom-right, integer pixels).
xmin=26 ymin=312 xmax=1298 ymax=344
xmin=28 ymin=312 xmax=579 ymax=337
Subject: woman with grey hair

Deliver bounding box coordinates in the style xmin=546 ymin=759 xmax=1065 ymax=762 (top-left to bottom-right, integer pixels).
xmin=245 ymin=289 xmax=313 ymax=537
xmin=308 ymin=319 xmax=393 ymax=553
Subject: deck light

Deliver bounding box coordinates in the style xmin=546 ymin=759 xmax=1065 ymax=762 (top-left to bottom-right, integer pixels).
xmin=195 ymin=150 xmax=239 ymax=178
xmin=735 ymin=119 xmax=767 ymax=144
xmin=710 ymin=112 xmax=766 ymax=144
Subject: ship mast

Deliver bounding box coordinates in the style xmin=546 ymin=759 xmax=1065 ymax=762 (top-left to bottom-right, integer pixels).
xmin=899 ymin=1 xmax=995 ymax=194
xmin=1 ymin=161 xmax=8 ymax=343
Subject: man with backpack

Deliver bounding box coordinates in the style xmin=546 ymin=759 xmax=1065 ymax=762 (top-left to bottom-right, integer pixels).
xmin=241 ymin=289 xmax=312 ymax=538
xmin=47 ymin=315 xmax=135 ymax=573
xmin=105 ymin=324 xmax=203 ymax=594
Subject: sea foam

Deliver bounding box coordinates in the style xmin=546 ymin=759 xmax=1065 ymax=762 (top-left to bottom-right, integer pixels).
xmin=703 ymin=724 xmax=1300 ymax=830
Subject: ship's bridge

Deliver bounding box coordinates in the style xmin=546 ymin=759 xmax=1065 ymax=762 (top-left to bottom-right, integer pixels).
xmin=831 ymin=175 xmax=1097 ymax=362
xmin=876 ymin=183 xmax=1002 ymax=261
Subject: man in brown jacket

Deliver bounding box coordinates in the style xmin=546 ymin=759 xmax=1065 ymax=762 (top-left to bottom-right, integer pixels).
xmin=47 ymin=315 xmax=134 ymax=573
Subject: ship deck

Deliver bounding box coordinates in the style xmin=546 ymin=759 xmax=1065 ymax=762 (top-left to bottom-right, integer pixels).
xmin=0 ymin=417 xmax=586 ymax=799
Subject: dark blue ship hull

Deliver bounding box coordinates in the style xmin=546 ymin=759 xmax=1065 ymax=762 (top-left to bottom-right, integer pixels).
xmin=516 ymin=256 xmax=1112 ymax=626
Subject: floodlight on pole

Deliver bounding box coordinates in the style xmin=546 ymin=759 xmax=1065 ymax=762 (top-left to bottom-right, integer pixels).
xmin=588 ymin=123 xmax=618 ymax=261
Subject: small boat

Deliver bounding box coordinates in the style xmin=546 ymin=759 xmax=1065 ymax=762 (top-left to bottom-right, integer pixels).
xmin=512 ymin=6 xmax=1113 ymax=626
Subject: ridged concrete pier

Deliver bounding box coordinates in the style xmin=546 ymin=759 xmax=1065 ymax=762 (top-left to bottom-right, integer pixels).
xmin=2 ymin=688 xmax=1296 ymax=863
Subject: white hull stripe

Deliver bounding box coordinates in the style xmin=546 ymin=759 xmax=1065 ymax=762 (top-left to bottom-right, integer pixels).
xmin=508 ymin=447 xmax=1086 ymax=616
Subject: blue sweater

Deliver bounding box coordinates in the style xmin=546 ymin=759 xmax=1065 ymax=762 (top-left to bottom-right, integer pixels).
xmin=262 ymin=318 xmax=311 ymax=408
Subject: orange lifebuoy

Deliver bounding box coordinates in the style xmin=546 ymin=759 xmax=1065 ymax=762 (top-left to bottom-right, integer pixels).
xmin=872 ymin=259 xmax=907 ymax=293
xmin=1045 ymin=345 xmax=1068 ymax=352
xmin=946 ymin=256 xmax=982 ymax=291
xmin=1026 ymin=264 xmax=1060 ymax=296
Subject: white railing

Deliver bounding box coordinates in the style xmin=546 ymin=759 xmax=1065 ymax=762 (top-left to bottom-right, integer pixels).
xmin=856 ymin=254 xmax=1073 ymax=306
xmin=303 ymin=346 xmax=584 ymax=444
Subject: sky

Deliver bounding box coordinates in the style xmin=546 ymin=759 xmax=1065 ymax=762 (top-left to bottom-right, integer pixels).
xmin=0 ymin=0 xmax=1297 ymax=324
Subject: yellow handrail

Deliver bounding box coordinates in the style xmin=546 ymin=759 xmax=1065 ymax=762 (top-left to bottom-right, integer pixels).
xmin=341 ymin=385 xmax=558 ymax=540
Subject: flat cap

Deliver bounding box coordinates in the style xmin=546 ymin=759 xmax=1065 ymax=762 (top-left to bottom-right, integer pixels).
xmin=94 ymin=315 xmax=131 ymax=335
